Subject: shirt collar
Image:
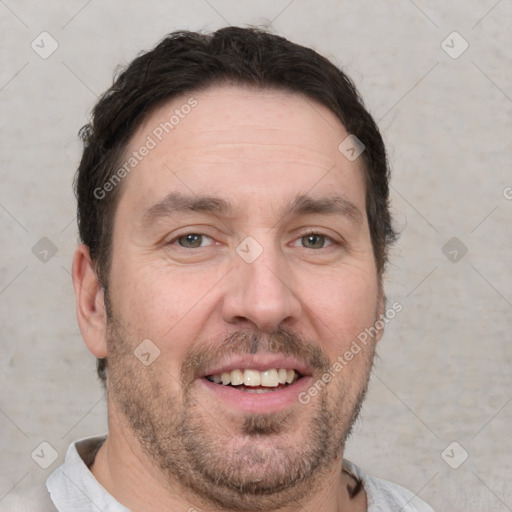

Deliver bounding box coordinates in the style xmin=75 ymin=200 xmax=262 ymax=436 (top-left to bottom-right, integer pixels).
xmin=46 ymin=435 xmax=130 ymax=512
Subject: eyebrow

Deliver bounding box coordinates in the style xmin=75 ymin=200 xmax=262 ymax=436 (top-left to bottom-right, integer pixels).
xmin=139 ymin=193 xmax=231 ymax=229
xmin=139 ymin=191 xmax=363 ymax=229
xmin=287 ymin=194 xmax=363 ymax=225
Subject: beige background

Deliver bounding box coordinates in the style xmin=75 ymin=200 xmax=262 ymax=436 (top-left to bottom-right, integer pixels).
xmin=1 ymin=1 xmax=511 ymax=511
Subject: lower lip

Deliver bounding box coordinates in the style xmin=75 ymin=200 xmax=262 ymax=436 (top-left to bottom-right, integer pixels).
xmin=199 ymin=377 xmax=313 ymax=414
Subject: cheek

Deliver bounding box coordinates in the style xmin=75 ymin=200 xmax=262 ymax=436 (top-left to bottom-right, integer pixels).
xmin=303 ymin=265 xmax=379 ymax=356
xmin=109 ymin=259 xmax=221 ymax=356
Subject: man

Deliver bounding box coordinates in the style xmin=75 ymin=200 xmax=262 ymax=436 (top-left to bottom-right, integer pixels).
xmin=5 ymin=26 xmax=434 ymax=511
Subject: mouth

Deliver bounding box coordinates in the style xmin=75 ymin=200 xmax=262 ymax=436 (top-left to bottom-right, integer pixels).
xmin=198 ymin=357 xmax=313 ymax=413
xmin=205 ymin=368 xmax=302 ymax=393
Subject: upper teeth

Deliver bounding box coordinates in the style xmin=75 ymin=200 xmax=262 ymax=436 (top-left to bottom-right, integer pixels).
xmin=209 ymin=368 xmax=298 ymax=387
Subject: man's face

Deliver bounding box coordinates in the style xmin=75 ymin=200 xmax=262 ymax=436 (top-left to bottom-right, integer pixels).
xmin=104 ymin=85 xmax=383 ymax=509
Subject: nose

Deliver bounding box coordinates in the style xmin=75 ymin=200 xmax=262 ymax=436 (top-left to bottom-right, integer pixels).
xmin=222 ymin=244 xmax=302 ymax=333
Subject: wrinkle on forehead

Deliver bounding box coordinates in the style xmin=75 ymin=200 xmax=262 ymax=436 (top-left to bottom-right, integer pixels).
xmin=117 ymin=85 xmax=366 ymax=225
xmin=128 ymin=84 xmax=344 ymax=157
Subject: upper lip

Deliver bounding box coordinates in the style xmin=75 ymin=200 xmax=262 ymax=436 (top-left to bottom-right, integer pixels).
xmin=198 ymin=354 xmax=313 ymax=378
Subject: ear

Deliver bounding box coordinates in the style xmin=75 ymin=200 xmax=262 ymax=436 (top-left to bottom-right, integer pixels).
xmin=72 ymin=244 xmax=108 ymax=358
xmin=374 ymin=283 xmax=386 ymax=343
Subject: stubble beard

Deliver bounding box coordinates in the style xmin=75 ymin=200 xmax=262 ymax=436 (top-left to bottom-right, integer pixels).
xmin=106 ymin=323 xmax=375 ymax=511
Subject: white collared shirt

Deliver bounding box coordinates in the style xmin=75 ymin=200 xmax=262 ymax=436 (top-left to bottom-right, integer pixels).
xmin=0 ymin=435 xmax=434 ymax=511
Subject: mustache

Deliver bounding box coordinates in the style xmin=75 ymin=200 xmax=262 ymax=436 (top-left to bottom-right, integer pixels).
xmin=181 ymin=328 xmax=331 ymax=386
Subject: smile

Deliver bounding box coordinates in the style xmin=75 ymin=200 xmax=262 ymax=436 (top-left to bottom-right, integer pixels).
xmin=205 ymin=368 xmax=300 ymax=393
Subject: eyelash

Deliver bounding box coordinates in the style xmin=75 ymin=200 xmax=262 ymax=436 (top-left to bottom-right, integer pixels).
xmin=170 ymin=233 xmax=216 ymax=248
xmin=293 ymin=231 xmax=336 ymax=249
xmin=168 ymin=231 xmax=339 ymax=249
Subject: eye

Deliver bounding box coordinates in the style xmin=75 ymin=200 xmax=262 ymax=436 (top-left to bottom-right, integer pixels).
xmin=293 ymin=232 xmax=335 ymax=249
xmin=174 ymin=233 xmax=215 ymax=248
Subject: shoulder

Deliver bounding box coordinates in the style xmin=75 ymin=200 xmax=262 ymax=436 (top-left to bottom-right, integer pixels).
xmin=343 ymin=460 xmax=435 ymax=512
xmin=0 ymin=481 xmax=56 ymax=512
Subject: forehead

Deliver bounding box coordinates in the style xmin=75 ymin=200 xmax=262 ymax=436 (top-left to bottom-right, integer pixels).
xmin=116 ymin=84 xmax=366 ymax=220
